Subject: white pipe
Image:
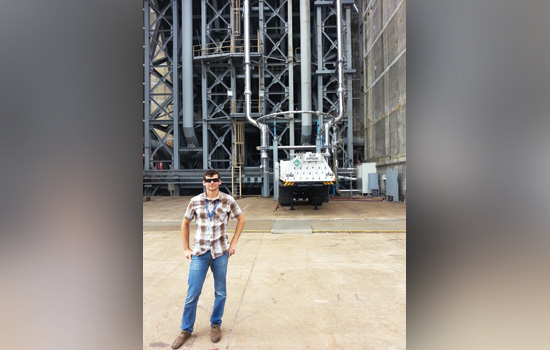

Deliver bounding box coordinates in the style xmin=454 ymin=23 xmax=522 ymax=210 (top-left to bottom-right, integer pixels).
xmin=334 ymin=0 xmax=345 ymax=126
xmin=243 ymin=0 xmax=257 ymax=129
xmin=300 ymin=0 xmax=312 ymax=145
xmin=288 ymin=0 xmax=295 ymax=156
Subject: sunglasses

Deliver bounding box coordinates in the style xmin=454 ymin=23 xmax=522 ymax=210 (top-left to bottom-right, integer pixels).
xmin=204 ymin=178 xmax=220 ymax=183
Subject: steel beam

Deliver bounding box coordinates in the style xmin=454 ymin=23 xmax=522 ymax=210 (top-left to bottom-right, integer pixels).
xmin=143 ymin=0 xmax=358 ymax=195
xmin=144 ymin=1 xmax=151 ymax=171
xmin=172 ymin=0 xmax=180 ymax=172
xmin=145 ymin=0 xmax=179 ymax=174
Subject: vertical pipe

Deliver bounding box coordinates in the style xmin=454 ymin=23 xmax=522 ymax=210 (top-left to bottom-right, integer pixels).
xmin=316 ymin=6 xmax=323 ymax=138
xmin=182 ymin=0 xmax=199 ymax=147
xmin=144 ymin=1 xmax=151 ymax=171
xmin=259 ymin=0 xmax=269 ymax=198
xmin=288 ymin=0 xmax=295 ymax=157
xmin=228 ymin=0 xmax=240 ymax=167
xmin=244 ymin=0 xmax=269 ymax=197
xmin=316 ymin=6 xmax=325 ymax=112
xmin=201 ymin=0 xmax=208 ymax=169
xmin=346 ymin=6 xmax=353 ymax=166
xmin=259 ymin=0 xmax=264 ymax=115
xmin=300 ymin=0 xmax=312 ymax=145
xmin=273 ymin=137 xmax=278 ymax=200
xmin=172 ymin=0 xmax=180 ymax=170
xmin=244 ymin=0 xmax=256 ymax=129
xmin=231 ymin=66 xmax=237 ymax=165
xmin=324 ymin=117 xmax=330 ymax=150
xmin=230 ymin=1 xmax=237 ymax=166
xmin=263 ymin=129 xmax=271 ymax=190
xmin=335 ymin=0 xmax=344 ymax=125
xmin=230 ymin=0 xmax=235 ymax=51
xmin=359 ymin=1 xmax=367 ymax=162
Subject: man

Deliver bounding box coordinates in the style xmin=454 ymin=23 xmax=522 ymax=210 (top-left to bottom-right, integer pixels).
xmin=171 ymin=170 xmax=245 ymax=349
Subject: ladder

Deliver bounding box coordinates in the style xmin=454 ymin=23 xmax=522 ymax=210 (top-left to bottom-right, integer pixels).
xmin=337 ymin=167 xmax=359 ymax=196
xmin=232 ymin=121 xmax=245 ymax=198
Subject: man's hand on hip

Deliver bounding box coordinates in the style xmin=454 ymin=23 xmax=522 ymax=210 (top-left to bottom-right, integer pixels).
xmin=184 ymin=249 xmax=193 ymax=260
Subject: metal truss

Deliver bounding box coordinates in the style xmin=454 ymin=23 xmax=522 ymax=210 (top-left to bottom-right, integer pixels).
xmin=143 ymin=0 xmax=357 ymax=195
xmin=260 ymin=0 xmax=293 ymax=161
xmin=198 ymin=0 xmax=250 ymax=171
xmin=201 ymin=61 xmax=234 ymax=169
xmin=144 ymin=0 xmax=180 ymax=174
xmin=315 ymin=1 xmax=354 ymax=169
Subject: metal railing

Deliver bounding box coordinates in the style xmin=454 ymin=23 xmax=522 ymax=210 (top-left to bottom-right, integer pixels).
xmin=193 ymin=37 xmax=260 ymax=58
xmin=232 ymin=98 xmax=262 ymax=114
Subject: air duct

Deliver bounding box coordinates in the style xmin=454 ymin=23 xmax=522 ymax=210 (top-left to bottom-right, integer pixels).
xmin=182 ymin=0 xmax=200 ymax=147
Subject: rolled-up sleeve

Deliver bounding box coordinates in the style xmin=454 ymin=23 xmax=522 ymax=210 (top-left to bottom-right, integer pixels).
xmin=184 ymin=200 xmax=196 ymax=221
xmin=229 ymin=198 xmax=243 ymax=219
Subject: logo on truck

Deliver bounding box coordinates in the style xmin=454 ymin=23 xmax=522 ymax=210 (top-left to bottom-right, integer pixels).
xmin=293 ymin=159 xmax=302 ymax=167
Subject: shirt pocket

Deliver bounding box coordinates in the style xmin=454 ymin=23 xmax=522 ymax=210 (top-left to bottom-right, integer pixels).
xmin=215 ymin=206 xmax=229 ymax=223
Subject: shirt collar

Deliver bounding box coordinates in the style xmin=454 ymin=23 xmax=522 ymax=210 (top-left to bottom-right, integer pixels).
xmin=204 ymin=192 xmax=220 ymax=201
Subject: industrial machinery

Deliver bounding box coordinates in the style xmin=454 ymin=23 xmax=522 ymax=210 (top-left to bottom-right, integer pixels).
xmin=143 ymin=0 xmax=357 ymax=199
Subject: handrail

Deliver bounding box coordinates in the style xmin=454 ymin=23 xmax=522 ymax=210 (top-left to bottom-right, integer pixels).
xmin=233 ymin=99 xmax=262 ymax=114
xmin=193 ymin=39 xmax=260 ymax=58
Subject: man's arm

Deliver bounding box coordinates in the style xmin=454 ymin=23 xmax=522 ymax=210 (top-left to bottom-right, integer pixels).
xmin=228 ymin=214 xmax=245 ymax=257
xmin=181 ymin=218 xmax=193 ymax=260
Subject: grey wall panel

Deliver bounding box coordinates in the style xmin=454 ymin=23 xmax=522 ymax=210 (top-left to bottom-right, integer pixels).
xmin=398 ymin=105 xmax=406 ymax=155
xmin=387 ymin=56 xmax=401 ymax=108
xmin=389 ymin=110 xmax=398 ymax=155
xmin=362 ymin=0 xmax=406 ymax=196
xmin=375 ymin=119 xmax=385 ymax=158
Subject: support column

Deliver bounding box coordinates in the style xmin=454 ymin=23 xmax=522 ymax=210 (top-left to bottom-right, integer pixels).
xmin=144 ymin=1 xmax=151 ymax=170
xmin=288 ymin=0 xmax=295 ymax=157
xmin=346 ymin=6 xmax=353 ymax=166
xmin=316 ymin=5 xmax=323 ymax=127
xmin=172 ymin=0 xmax=179 ymax=170
xmin=201 ymin=0 xmax=208 ymax=169
xmin=300 ymin=0 xmax=312 ymax=145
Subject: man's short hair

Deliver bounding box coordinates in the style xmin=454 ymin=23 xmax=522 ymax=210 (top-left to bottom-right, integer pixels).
xmin=203 ymin=170 xmax=220 ymax=180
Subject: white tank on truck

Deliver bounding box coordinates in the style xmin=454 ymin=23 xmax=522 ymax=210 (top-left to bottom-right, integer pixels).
xmin=278 ymin=152 xmax=335 ymax=209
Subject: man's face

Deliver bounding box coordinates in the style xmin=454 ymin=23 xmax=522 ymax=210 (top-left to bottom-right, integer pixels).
xmin=203 ymin=175 xmax=221 ymax=190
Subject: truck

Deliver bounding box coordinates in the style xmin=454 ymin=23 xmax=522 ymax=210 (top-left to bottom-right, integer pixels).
xmin=278 ymin=151 xmax=335 ymax=209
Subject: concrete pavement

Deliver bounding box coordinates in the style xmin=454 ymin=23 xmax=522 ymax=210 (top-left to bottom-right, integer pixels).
xmin=143 ymin=195 xmax=406 ymax=350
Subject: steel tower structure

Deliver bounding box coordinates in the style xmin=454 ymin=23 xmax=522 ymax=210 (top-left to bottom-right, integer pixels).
xmin=143 ymin=0 xmax=356 ymax=196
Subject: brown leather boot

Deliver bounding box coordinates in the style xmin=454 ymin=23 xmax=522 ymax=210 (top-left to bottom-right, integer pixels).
xmin=171 ymin=330 xmax=191 ymax=349
xmin=210 ymin=325 xmax=221 ymax=343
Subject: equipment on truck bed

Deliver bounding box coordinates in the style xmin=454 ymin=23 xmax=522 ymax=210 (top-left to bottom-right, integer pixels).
xmin=278 ymin=152 xmax=335 ymax=209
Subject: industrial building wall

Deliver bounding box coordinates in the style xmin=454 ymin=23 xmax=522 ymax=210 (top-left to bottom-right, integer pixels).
xmin=362 ymin=0 xmax=406 ymax=199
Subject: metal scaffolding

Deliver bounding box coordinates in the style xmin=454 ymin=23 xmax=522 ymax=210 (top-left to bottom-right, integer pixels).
xmin=143 ymin=0 xmax=356 ymax=196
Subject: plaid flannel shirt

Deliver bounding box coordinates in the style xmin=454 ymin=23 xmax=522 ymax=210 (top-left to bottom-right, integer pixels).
xmin=184 ymin=191 xmax=243 ymax=258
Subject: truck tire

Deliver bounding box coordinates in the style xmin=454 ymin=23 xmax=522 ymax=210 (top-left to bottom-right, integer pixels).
xmin=278 ymin=186 xmax=293 ymax=206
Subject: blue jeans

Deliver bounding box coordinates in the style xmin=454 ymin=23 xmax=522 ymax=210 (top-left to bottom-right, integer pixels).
xmin=180 ymin=251 xmax=228 ymax=332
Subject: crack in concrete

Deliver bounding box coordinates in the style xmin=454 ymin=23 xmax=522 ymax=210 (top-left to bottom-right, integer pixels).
xmin=235 ymin=306 xmax=267 ymax=324
xmin=224 ymin=232 xmax=265 ymax=348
